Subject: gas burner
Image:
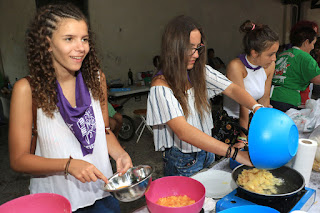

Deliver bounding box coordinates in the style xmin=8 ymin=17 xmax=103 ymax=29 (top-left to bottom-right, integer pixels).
xmin=216 ymin=187 xmax=316 ymax=213
xmin=236 ymin=188 xmax=306 ymax=212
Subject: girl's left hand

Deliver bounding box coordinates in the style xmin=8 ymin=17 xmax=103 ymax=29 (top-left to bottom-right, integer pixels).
xmin=233 ymin=142 xmax=246 ymax=149
xmin=115 ymin=152 xmax=133 ymax=175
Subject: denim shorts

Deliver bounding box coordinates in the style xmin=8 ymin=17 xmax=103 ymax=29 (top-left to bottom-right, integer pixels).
xmin=74 ymin=195 xmax=120 ymax=213
xmin=163 ymin=146 xmax=215 ymax=177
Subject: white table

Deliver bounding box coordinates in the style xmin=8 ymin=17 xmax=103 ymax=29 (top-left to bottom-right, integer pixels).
xmin=108 ymin=86 xmax=150 ymax=106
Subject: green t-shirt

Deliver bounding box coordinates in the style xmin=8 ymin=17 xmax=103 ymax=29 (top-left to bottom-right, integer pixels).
xmin=271 ymin=48 xmax=320 ymax=106
xmin=108 ymin=102 xmax=117 ymax=118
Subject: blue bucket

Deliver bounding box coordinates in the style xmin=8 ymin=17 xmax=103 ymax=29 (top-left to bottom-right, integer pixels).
xmin=248 ymin=108 xmax=299 ymax=169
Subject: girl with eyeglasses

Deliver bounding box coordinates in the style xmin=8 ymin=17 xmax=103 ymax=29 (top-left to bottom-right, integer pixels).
xmin=146 ymin=15 xmax=263 ymax=177
xmin=223 ymin=20 xmax=279 ymax=146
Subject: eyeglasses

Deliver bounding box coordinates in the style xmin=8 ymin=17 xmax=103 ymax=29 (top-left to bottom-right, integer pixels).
xmin=189 ymin=44 xmax=205 ymax=56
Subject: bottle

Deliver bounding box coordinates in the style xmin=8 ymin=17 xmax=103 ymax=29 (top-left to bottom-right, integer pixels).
xmin=128 ymin=68 xmax=133 ymax=86
xmin=7 ymin=81 xmax=12 ymax=90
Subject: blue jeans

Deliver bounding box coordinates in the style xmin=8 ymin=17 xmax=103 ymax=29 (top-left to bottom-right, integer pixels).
xmin=74 ymin=196 xmax=120 ymax=213
xmin=163 ymin=146 xmax=215 ymax=177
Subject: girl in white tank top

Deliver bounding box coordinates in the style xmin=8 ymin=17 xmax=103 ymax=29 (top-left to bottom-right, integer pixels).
xmin=222 ymin=20 xmax=279 ymax=146
xmin=9 ymin=4 xmax=132 ymax=212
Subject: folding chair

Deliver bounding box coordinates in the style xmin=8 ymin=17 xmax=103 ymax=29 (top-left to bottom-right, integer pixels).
xmin=133 ymin=109 xmax=153 ymax=143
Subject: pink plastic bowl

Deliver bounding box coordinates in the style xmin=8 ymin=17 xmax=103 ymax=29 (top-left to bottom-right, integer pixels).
xmin=145 ymin=176 xmax=205 ymax=213
xmin=0 ymin=193 xmax=71 ymax=213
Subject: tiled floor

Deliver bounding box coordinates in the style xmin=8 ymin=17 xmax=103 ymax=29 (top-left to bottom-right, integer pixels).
xmin=0 ymin=93 xmax=164 ymax=213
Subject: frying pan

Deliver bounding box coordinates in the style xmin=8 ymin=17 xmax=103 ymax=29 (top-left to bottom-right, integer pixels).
xmin=232 ymin=165 xmax=305 ymax=198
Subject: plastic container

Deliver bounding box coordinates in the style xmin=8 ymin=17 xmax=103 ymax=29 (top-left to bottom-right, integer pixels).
xmin=0 ymin=193 xmax=71 ymax=213
xmin=109 ymin=88 xmax=131 ymax=92
xmin=248 ymin=108 xmax=299 ymax=169
xmin=145 ymin=176 xmax=205 ymax=213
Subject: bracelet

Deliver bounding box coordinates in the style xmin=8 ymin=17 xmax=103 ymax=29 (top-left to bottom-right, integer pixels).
xmin=252 ymin=104 xmax=264 ymax=113
xmin=105 ymin=127 xmax=110 ymax=135
xmin=237 ymin=136 xmax=247 ymax=142
xmin=232 ymin=148 xmax=239 ymax=160
xmin=64 ymin=156 xmax=73 ymax=178
xmin=225 ymin=144 xmax=233 ymax=158
xmin=237 ymin=136 xmax=248 ymax=145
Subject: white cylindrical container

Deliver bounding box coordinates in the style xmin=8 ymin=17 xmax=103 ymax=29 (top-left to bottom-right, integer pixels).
xmin=291 ymin=139 xmax=317 ymax=187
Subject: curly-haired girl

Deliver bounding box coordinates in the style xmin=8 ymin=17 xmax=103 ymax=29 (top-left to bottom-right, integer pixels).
xmin=9 ymin=3 xmax=132 ymax=212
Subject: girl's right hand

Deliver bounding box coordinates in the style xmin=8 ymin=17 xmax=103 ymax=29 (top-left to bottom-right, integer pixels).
xmin=67 ymin=159 xmax=109 ymax=184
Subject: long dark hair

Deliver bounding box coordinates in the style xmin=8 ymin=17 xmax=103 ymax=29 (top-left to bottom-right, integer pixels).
xmin=240 ymin=20 xmax=279 ymax=55
xmin=160 ymin=15 xmax=209 ymax=118
xmin=26 ymin=3 xmax=103 ymax=117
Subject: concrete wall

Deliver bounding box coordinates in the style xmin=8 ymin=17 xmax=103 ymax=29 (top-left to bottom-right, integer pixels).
xmin=1 ymin=0 xmax=317 ymax=85
xmin=89 ymin=0 xmax=285 ymax=83
xmin=0 ymin=0 xmax=35 ymax=84
xmin=301 ymin=1 xmax=320 ymax=26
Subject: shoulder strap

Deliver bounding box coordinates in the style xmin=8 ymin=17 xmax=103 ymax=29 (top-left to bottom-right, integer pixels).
xmin=25 ymin=76 xmax=37 ymax=154
xmin=99 ymin=72 xmax=109 ymax=129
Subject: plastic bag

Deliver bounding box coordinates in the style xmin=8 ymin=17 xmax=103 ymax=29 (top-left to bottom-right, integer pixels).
xmin=286 ymin=99 xmax=320 ymax=133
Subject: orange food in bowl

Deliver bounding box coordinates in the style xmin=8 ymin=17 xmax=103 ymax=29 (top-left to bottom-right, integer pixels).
xmin=156 ymin=195 xmax=195 ymax=207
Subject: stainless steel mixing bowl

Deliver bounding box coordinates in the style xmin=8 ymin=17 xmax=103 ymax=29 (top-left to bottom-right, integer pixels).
xmin=103 ymin=165 xmax=153 ymax=202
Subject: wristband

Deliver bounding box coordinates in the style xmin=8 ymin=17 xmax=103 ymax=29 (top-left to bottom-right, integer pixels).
xmin=225 ymin=144 xmax=233 ymax=158
xmin=105 ymin=127 xmax=111 ymax=135
xmin=237 ymin=136 xmax=247 ymax=142
xmin=252 ymin=104 xmax=264 ymax=113
xmin=237 ymin=136 xmax=248 ymax=144
xmin=232 ymin=148 xmax=239 ymax=160
xmin=64 ymin=156 xmax=73 ymax=178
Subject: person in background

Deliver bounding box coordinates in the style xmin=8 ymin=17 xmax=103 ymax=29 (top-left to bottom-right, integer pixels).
xmin=313 ymin=37 xmax=320 ymax=66
xmin=223 ymin=20 xmax=279 ymax=144
xmin=152 ymin=55 xmax=161 ymax=77
xmin=207 ymin=48 xmax=226 ymax=74
xmin=147 ymin=15 xmax=263 ymax=177
xmin=291 ymin=20 xmax=319 ymax=36
xmin=286 ymin=20 xmax=319 ymax=106
xmin=271 ymin=26 xmax=320 ymax=112
xmin=8 ymin=3 xmax=132 ymax=212
xmin=108 ymin=102 xmax=123 ymax=138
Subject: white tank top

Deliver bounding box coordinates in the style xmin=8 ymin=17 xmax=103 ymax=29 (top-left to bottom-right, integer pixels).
xmin=29 ymin=94 xmax=113 ymax=212
xmin=223 ymin=58 xmax=267 ymax=118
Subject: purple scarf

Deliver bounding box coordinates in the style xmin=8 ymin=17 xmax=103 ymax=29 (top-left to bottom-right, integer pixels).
xmin=239 ymin=54 xmax=261 ymax=71
xmin=56 ymin=71 xmax=96 ymax=156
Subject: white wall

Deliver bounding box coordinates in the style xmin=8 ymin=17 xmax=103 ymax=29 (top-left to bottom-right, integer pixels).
xmin=0 ymin=0 xmax=35 ymax=84
xmin=88 ymin=0 xmax=285 ymax=83
xmin=301 ymin=1 xmax=320 ymax=26
xmin=0 ymin=0 xmax=299 ymax=84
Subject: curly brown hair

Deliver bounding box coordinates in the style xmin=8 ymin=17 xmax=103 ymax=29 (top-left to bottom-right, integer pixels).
xmin=161 ymin=15 xmax=209 ymax=119
xmin=26 ymin=3 xmax=103 ymax=117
